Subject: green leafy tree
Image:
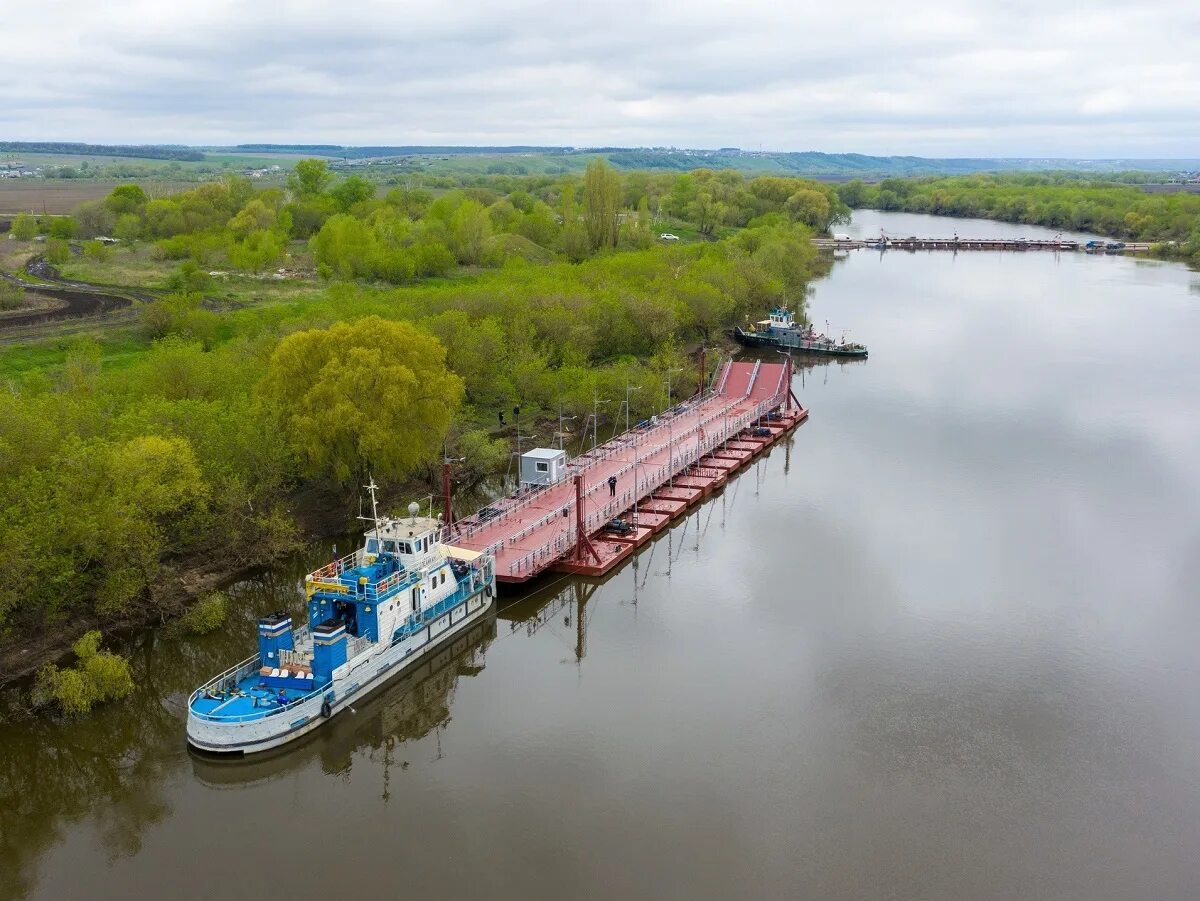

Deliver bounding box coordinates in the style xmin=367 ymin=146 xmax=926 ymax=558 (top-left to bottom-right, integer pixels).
xmin=449 ymin=199 xmax=492 ymax=265
xmin=583 ymin=159 xmax=622 ymax=251
xmin=559 ymin=185 xmax=589 ymax=262
xmin=72 ymin=201 xmax=116 ymax=238
xmin=114 ymin=213 xmax=142 ymax=244
xmin=226 ymin=198 xmax=276 ymax=238
xmin=11 ymin=212 xmax=37 ymax=240
xmin=289 ymin=158 xmax=334 ymax=198
xmin=105 ymin=184 xmax=148 ymax=216
xmin=330 ymin=175 xmax=376 ymax=213
xmin=48 ymin=217 xmax=77 ymax=239
xmin=260 ymin=317 xmax=465 ymax=484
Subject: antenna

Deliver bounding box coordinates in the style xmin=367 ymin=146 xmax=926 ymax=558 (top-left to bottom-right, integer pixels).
xmin=364 ymin=476 xmax=381 ymax=535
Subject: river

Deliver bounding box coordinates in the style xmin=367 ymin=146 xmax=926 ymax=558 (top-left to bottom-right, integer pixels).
xmin=3 ymin=210 xmax=1199 ymax=900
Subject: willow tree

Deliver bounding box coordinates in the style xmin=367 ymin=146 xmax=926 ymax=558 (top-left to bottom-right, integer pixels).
xmin=260 ymin=317 xmax=464 ymax=485
xmin=583 ymin=159 xmax=622 ymax=252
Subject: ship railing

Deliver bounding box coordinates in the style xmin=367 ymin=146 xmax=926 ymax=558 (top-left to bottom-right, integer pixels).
xmin=504 ymin=394 xmax=784 ymax=575
xmin=306 ymin=549 xmax=361 ymax=583
xmin=391 ymin=582 xmax=479 ymax=643
xmin=189 ymin=678 xmax=333 ymax=724
xmin=364 ymin=570 xmax=413 ymax=604
xmin=191 ymin=653 xmax=261 ymax=697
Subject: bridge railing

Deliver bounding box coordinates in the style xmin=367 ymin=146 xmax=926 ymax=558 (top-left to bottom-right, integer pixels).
xmin=504 ymin=393 xmax=785 ymax=576
xmin=456 ymin=387 xmax=725 ymax=542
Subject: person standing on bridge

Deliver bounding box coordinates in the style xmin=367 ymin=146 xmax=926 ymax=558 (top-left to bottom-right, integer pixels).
xmin=608 ymin=475 xmax=617 ymax=497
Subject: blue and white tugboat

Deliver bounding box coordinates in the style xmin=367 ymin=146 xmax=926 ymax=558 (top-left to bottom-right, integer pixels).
xmin=187 ymin=482 xmax=495 ymax=755
xmin=734 ymin=307 xmax=868 ymax=357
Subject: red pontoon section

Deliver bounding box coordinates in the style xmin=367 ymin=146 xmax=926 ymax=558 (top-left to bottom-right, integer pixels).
xmin=454 ymin=361 xmax=806 ymax=582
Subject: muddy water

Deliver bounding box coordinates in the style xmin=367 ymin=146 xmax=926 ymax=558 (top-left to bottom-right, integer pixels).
xmin=4 ymin=211 xmax=1200 ymax=900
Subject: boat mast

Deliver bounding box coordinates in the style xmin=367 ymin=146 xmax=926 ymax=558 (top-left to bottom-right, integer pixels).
xmin=365 ymin=475 xmax=382 ymax=537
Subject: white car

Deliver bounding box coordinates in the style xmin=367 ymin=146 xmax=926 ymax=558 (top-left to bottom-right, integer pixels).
xmin=659 ymin=233 xmax=680 ymax=241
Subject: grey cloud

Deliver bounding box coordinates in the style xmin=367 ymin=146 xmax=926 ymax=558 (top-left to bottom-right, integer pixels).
xmin=2 ymin=0 xmax=1198 ymax=154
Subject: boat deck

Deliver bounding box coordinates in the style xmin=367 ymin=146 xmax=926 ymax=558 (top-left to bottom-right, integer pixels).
xmin=190 ymin=673 xmax=318 ymax=724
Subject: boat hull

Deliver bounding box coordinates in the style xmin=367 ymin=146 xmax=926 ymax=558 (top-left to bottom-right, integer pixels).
xmin=733 ymin=328 xmax=868 ymax=357
xmin=187 ymin=588 xmax=494 ymax=756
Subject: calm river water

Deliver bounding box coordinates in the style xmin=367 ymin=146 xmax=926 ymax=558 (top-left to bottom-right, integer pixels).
xmin=3 ymin=211 xmax=1200 ymax=900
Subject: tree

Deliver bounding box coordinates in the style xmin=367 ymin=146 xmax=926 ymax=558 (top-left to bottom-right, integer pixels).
xmin=289 ymin=159 xmax=333 ymax=198
xmin=330 ymin=175 xmax=376 ymax=213
xmin=686 ymin=192 xmax=725 ymax=236
xmin=45 ymin=238 xmax=70 ymax=264
xmin=582 ymin=159 xmax=622 ymax=251
xmin=105 ymin=184 xmax=148 ymax=215
xmin=226 ymin=199 xmax=276 ymax=238
xmin=114 ymin=214 xmax=142 ymax=244
xmin=785 ymin=189 xmax=832 ymax=230
xmin=559 ymin=185 xmax=589 ymax=262
xmin=73 ymin=201 xmax=115 ymax=238
xmin=48 ymin=217 xmax=77 ymax=239
xmin=448 ymin=199 xmax=492 ymax=265
xmin=260 ymin=317 xmax=465 ymax=484
xmin=11 ymin=212 xmax=36 ymax=241
xmin=837 ymin=179 xmax=868 ymax=208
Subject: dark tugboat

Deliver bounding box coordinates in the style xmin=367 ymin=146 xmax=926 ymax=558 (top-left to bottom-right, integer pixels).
xmin=734 ymin=308 xmax=868 ymax=357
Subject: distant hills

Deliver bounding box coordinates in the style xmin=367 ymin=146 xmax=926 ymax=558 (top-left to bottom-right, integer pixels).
xmin=227 ymin=144 xmax=1199 ymax=176
xmin=0 ymin=141 xmax=204 ymax=161
xmin=3 ymin=141 xmax=1197 ymax=177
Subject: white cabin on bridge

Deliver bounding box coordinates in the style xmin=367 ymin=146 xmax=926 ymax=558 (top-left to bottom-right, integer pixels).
xmin=520 ymin=447 xmax=567 ymax=487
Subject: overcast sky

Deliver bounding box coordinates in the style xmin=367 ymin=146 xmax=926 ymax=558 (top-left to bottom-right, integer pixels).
xmin=4 ymin=0 xmax=1198 ymax=157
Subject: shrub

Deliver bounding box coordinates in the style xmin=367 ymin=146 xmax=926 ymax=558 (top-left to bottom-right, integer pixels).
xmin=83 ymin=240 xmax=113 ymax=262
xmin=34 ymin=630 xmax=134 ymax=715
xmin=45 ymin=237 xmax=71 ymax=265
xmin=47 ymin=217 xmax=77 ymax=239
xmin=0 ymin=282 xmax=24 ymax=311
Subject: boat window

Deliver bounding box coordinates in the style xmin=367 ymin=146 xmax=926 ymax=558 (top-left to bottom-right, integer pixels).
xmin=399 ymin=541 xmax=411 ymax=554
xmin=383 ymin=540 xmax=397 ymax=554
xmin=366 ymin=539 xmax=379 ymax=553
xmin=536 ymin=461 xmax=549 ymax=472
xmin=440 ymin=572 xmax=446 ymax=585
xmin=411 ymin=587 xmax=420 ymax=612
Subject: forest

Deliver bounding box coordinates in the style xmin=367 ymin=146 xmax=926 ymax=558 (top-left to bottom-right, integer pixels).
xmin=0 ymin=161 xmax=845 ymax=695
xmin=837 ymin=174 xmax=1200 ymax=264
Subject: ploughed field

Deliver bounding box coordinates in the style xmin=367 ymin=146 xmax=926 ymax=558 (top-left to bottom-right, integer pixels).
xmin=0 ymin=180 xmax=193 ymax=215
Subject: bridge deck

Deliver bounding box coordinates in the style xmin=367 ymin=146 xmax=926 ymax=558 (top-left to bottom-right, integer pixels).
xmin=813 ymin=237 xmax=1154 ymax=253
xmin=453 ymin=360 xmax=794 ymax=582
